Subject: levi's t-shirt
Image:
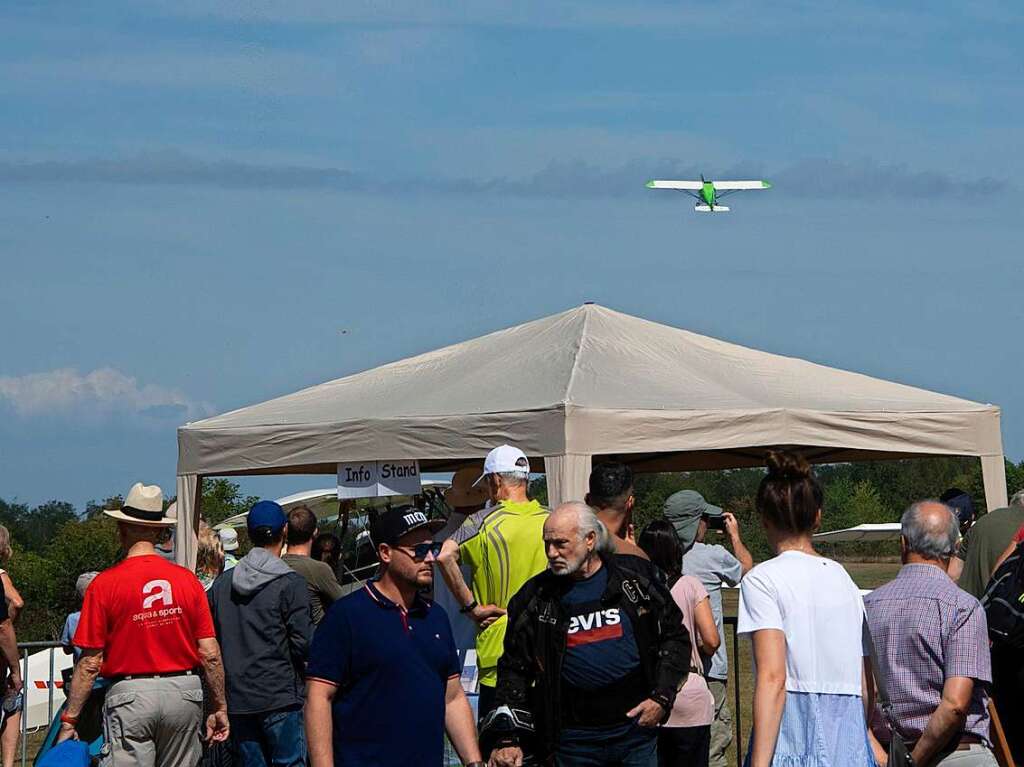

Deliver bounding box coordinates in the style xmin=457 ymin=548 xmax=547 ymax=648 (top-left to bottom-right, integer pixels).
xmin=560 ymin=566 xmax=640 ymax=690
xmin=74 ymin=554 xmax=216 ymax=677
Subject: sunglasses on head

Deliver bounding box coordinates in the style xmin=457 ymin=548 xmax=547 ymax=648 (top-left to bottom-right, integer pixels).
xmin=393 ymin=541 xmax=444 ymax=561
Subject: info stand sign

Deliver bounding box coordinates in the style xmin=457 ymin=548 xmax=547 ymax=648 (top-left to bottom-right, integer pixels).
xmin=337 ymin=460 xmax=421 ymax=499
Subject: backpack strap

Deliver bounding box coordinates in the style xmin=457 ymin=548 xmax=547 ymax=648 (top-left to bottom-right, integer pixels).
xmin=863 ymin=618 xmax=909 ymax=741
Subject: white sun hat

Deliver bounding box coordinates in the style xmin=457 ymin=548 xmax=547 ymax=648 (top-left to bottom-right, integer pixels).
xmin=103 ymin=483 xmax=176 ymax=526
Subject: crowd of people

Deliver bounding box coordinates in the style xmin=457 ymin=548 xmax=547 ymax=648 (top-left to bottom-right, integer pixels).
xmin=25 ymin=444 xmax=1024 ymax=767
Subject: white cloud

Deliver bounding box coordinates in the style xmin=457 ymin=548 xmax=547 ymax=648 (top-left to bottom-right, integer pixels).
xmin=0 ymin=368 xmax=212 ymax=422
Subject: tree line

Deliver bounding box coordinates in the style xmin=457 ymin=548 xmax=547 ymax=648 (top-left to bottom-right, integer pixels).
xmin=2 ymin=458 xmax=1023 ymax=642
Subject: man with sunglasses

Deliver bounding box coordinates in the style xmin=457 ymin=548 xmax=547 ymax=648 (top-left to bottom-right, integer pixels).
xmin=306 ymin=506 xmax=483 ymax=767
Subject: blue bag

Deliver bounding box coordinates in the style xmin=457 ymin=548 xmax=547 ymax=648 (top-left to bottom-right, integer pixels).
xmin=36 ymin=740 xmax=91 ymax=767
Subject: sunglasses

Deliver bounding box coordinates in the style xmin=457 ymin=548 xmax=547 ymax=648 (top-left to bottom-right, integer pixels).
xmin=393 ymin=541 xmax=444 ymax=561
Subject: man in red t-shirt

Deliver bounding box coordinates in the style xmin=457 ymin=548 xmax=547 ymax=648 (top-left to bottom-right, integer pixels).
xmin=56 ymin=483 xmax=230 ymax=766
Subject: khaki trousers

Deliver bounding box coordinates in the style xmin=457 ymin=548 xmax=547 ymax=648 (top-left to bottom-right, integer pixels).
xmin=101 ymin=675 xmax=204 ymax=767
xmin=935 ymin=745 xmax=999 ymax=767
xmin=707 ymin=678 xmax=733 ymax=767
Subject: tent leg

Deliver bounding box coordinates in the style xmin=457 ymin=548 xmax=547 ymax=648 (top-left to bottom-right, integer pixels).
xmin=174 ymin=474 xmax=203 ymax=568
xmin=981 ymin=455 xmax=1009 ymax=512
xmin=544 ymin=455 xmax=592 ymax=508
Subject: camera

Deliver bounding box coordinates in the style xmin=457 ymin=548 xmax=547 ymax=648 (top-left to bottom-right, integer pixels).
xmin=704 ymin=515 xmax=727 ymax=532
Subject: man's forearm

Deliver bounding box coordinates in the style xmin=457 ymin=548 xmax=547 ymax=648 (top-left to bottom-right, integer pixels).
xmin=731 ymin=535 xmax=754 ymax=574
xmin=199 ymin=650 xmax=228 ymax=712
xmin=65 ymin=658 xmax=102 ymax=718
xmin=913 ymin=701 xmax=966 ymax=767
xmin=445 ymin=690 xmax=482 ymax=764
xmin=438 ymin=542 xmax=475 ymax=607
xmin=306 ymin=692 xmax=335 ymax=767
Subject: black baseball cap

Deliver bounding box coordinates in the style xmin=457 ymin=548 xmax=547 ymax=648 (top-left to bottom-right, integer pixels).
xmin=369 ymin=506 xmax=444 ymax=547
xmin=940 ymin=488 xmax=976 ymax=527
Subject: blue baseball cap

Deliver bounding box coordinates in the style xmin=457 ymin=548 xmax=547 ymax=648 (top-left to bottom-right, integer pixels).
xmin=247 ymin=500 xmax=287 ymax=535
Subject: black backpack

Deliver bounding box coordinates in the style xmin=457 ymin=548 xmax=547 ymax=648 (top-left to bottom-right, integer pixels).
xmin=981 ymin=542 xmax=1024 ymax=648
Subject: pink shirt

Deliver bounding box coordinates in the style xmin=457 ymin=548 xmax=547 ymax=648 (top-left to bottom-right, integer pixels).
xmin=665 ymin=575 xmax=714 ymax=728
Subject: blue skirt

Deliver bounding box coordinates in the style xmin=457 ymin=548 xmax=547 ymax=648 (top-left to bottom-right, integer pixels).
xmin=744 ymin=692 xmax=874 ymax=767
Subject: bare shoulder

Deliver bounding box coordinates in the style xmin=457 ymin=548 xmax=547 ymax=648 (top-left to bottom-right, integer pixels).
xmin=613 ymin=536 xmax=649 ymax=560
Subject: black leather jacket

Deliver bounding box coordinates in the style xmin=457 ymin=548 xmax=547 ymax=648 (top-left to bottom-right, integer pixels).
xmin=493 ymin=553 xmax=691 ymax=762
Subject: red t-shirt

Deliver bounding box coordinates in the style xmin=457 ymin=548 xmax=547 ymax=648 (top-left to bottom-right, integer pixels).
xmin=74 ymin=555 xmax=216 ymax=677
xmin=1014 ymin=524 xmax=1024 ymax=545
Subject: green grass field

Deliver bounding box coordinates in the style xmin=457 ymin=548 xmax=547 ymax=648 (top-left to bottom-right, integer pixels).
xmin=722 ymin=561 xmax=900 ymax=767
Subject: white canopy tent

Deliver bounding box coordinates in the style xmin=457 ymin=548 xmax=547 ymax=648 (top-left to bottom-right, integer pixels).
xmin=175 ymin=304 xmax=1007 ymax=566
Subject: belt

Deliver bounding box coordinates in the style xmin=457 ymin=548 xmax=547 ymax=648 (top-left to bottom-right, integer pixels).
xmin=112 ymin=670 xmax=195 ymax=683
xmin=952 ymin=735 xmax=985 ymax=752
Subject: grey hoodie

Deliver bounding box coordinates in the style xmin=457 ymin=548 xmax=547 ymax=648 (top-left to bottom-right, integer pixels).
xmin=231 ymin=547 xmax=294 ymax=595
xmin=208 ymin=548 xmax=312 ymax=715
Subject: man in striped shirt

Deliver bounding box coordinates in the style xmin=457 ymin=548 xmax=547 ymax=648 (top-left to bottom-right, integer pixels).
xmin=865 ymin=501 xmax=994 ymax=767
xmin=438 ymin=445 xmax=550 ymax=721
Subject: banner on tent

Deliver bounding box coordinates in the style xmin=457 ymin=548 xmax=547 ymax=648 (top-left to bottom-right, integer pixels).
xmin=337 ymin=460 xmax=421 ymax=499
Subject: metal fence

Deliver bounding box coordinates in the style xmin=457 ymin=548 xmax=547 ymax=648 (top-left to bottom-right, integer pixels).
xmin=725 ymin=615 xmax=743 ymax=767
xmin=22 ymin=625 xmax=747 ymax=767
xmin=16 ymin=640 xmax=63 ymax=767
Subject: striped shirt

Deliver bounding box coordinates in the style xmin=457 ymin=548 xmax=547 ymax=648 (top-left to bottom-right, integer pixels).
xmin=864 ymin=563 xmax=991 ymax=743
xmin=455 ymin=499 xmax=549 ymax=686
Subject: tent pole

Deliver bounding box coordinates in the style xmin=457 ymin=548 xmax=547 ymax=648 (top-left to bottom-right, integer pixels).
xmin=980 ymin=455 xmax=1009 ymax=512
xmin=544 ymin=455 xmax=592 ymax=508
xmin=174 ymin=473 xmax=203 ymax=568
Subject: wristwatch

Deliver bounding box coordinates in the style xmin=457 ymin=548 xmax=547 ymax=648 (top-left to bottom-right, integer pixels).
xmin=459 ymin=600 xmax=478 ymax=614
xmin=466 ymin=762 xmax=486 ymax=767
xmin=59 ymin=712 xmax=78 ymax=726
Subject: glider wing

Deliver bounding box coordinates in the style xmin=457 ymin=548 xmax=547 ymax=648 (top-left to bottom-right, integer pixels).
xmin=711 ymin=180 xmax=772 ymax=190
xmin=645 ymin=180 xmax=703 ymax=190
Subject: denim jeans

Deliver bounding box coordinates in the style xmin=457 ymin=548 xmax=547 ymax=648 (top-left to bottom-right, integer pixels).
xmin=556 ymin=721 xmax=658 ymax=767
xmin=230 ymin=708 xmax=306 ymax=767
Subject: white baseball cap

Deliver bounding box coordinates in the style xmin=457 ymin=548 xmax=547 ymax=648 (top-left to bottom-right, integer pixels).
xmin=219 ymin=527 xmax=239 ymax=552
xmin=474 ymin=445 xmax=531 ymax=486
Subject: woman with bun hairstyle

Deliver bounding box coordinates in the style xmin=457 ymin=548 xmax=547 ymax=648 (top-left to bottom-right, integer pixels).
xmin=738 ymin=451 xmax=872 ymax=767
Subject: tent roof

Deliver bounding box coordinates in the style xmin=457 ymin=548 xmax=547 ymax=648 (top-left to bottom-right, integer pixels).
xmin=178 ymin=304 xmax=1002 ymax=476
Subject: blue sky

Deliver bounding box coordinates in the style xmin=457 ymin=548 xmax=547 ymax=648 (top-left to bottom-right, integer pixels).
xmin=2 ymin=1 xmax=1022 ymax=509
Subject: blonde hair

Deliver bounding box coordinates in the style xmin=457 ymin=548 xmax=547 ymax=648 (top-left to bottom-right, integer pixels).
xmin=196 ymin=523 xmax=224 ymax=578
xmin=0 ymin=526 xmax=12 ymax=563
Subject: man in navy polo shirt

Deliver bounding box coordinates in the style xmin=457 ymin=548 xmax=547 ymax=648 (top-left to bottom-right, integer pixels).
xmin=305 ymin=506 xmax=483 ymax=767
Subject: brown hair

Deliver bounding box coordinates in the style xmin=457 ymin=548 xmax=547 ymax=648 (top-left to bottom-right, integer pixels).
xmin=756 ymin=450 xmax=823 ymax=534
xmin=0 ymin=526 xmax=11 ymax=563
xmin=286 ymin=505 xmax=318 ymax=546
xmin=196 ymin=524 xmax=224 ymax=578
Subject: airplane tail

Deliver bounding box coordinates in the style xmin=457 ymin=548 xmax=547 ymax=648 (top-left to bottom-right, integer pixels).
xmin=695 ymin=204 xmax=730 ymax=213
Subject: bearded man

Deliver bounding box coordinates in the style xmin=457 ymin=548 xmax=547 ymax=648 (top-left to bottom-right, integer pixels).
xmin=485 ymin=502 xmax=691 ymax=767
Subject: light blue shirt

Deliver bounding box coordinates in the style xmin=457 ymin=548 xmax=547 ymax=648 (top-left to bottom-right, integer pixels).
xmin=682 ymin=541 xmax=743 ymax=680
xmin=60 ymin=612 xmax=82 ymax=662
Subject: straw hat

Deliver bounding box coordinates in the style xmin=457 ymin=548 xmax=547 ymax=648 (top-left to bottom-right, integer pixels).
xmin=104 ymin=483 xmax=176 ymax=526
xmin=445 ymin=466 xmax=488 ymax=509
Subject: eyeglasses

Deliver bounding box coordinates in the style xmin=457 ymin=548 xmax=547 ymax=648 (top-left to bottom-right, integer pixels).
xmin=393 ymin=541 xmax=444 ymax=561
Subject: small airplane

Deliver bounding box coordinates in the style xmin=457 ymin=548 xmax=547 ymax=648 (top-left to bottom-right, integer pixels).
xmin=646 ymin=175 xmax=772 ymax=212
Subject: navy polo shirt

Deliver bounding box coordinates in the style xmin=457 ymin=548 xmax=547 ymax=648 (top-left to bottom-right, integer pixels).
xmin=306 ymin=581 xmax=461 ymax=767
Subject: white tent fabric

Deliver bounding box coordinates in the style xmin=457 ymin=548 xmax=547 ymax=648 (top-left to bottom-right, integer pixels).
xmin=175 ymin=304 xmax=1007 ymax=566
xmin=812 ymin=523 xmax=902 ymax=543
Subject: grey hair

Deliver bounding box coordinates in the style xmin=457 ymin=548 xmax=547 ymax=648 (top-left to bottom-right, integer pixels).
xmin=555 ymin=501 xmax=614 ymax=554
xmin=1010 ymin=489 xmax=1024 ymax=508
xmin=76 ymin=571 xmax=99 ymax=599
xmin=901 ymin=500 xmax=960 ymax=559
xmin=495 ymin=471 xmax=529 ymax=487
